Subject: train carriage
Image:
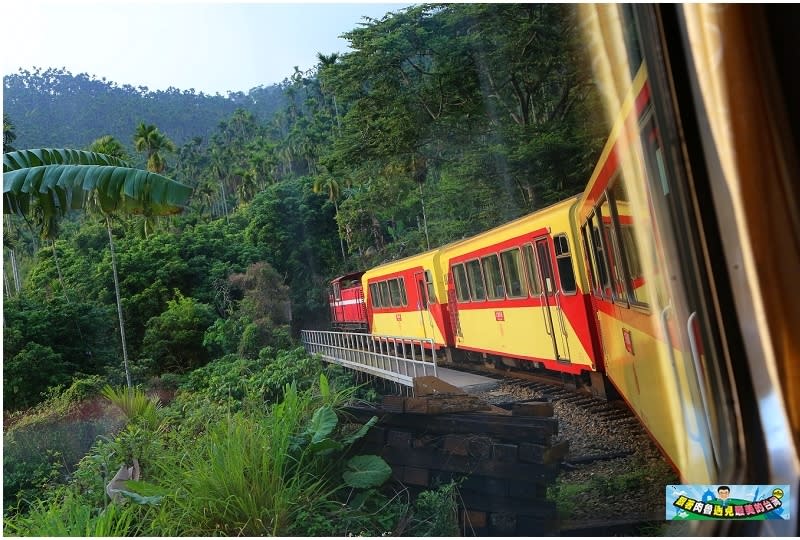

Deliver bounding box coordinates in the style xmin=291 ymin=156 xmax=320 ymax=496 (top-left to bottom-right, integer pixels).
xmin=440 ymin=197 xmax=603 ymax=376
xmin=574 ymin=60 xmax=719 ymax=483
xmin=328 ymin=271 xmax=369 ymax=332
xmin=361 ymin=249 xmax=452 ymax=347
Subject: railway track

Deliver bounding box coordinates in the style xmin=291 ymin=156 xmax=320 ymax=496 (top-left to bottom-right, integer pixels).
xmin=440 ymin=361 xmax=640 ymax=434
xmin=429 ymin=360 xmax=678 ymax=533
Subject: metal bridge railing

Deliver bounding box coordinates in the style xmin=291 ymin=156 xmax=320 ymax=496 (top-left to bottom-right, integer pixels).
xmin=301 ymin=330 xmax=437 ymax=386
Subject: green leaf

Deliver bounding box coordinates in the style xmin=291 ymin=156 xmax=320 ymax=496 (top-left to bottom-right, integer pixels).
xmin=3 ymin=148 xmax=192 ymax=229
xmin=306 ymin=405 xmax=338 ymax=443
xmin=307 ymin=438 xmax=343 ymax=456
xmin=342 ymin=415 xmax=379 ymax=446
xmin=122 ymin=480 xmax=169 ymax=497
xmin=319 ymin=372 xmax=330 ymax=399
xmin=342 ymin=454 xmax=392 ymax=488
xmin=117 ymin=489 xmax=163 ymax=506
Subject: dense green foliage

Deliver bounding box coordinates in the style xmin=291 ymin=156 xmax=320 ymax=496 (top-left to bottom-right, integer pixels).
xmin=3 ymin=67 xmax=286 ymax=150
xmin=3 ymin=359 xmax=459 ymax=536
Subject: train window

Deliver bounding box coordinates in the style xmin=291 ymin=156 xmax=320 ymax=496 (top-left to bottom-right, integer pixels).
xmin=417 ymin=278 xmax=428 ymax=309
xmin=554 ymin=234 xmax=577 ymax=294
xmin=599 ymin=197 xmax=627 ymax=303
xmin=609 ymin=178 xmax=648 ymax=306
xmin=398 ymin=277 xmax=408 ymax=305
xmin=333 ymin=283 xmax=341 ymax=301
xmin=452 ymin=263 xmax=471 ymax=302
xmin=588 ymin=214 xmax=611 ymax=297
xmin=425 ymin=270 xmax=437 ymax=304
xmin=379 ymin=281 xmax=391 ymax=308
xmin=522 ymin=243 xmax=542 ymax=296
xmin=481 ymin=254 xmax=505 ymax=300
xmin=465 ymin=259 xmax=487 ymax=301
xmin=388 ymin=278 xmax=403 ymax=307
xmin=500 ymin=248 xmax=528 ymax=298
xmin=581 ymin=224 xmax=600 ymax=295
xmin=369 ymin=283 xmax=381 ymax=308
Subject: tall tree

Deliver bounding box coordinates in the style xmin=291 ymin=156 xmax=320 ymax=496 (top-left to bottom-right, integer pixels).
xmin=312 ymin=174 xmax=346 ymax=260
xmin=133 ymin=122 xmax=176 ymax=173
xmin=3 ymin=148 xmax=192 ymax=387
xmin=3 ymin=114 xmax=17 ymax=152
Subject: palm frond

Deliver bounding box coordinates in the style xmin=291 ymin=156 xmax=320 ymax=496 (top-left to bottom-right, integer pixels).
xmin=3 ymin=149 xmax=192 ymax=221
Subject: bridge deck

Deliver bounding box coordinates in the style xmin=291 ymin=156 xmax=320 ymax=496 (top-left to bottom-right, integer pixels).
xmin=301 ymin=329 xmax=499 ymax=392
xmin=435 ymin=367 xmax=499 ymax=393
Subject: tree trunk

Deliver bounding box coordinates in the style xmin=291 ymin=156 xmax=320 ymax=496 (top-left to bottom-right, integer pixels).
xmin=51 ymin=240 xmax=70 ymax=302
xmin=220 ymin=179 xmax=230 ymax=222
xmin=10 ymin=248 xmax=21 ymax=294
xmin=419 ymin=182 xmax=430 ymax=250
xmin=3 ymin=264 xmax=10 ymax=298
xmin=106 ymin=215 xmax=132 ymax=388
xmin=335 ymin=199 xmax=346 ymax=261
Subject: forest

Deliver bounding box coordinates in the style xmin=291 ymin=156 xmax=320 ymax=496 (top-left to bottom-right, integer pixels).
xmin=3 ymin=4 xmax=608 ymax=535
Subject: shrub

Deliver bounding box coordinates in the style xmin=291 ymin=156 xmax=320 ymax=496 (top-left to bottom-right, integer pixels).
xmin=140 ymin=293 xmax=216 ymax=375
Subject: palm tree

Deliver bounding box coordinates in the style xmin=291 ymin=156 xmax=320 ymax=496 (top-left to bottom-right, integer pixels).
xmin=316 ymin=52 xmax=342 ymax=135
xmin=3 ymin=147 xmax=192 ymax=387
xmin=133 ymin=123 xmax=176 ymax=174
xmin=3 ymin=114 xmax=17 ymax=152
xmin=90 ymin=134 xmax=130 ymax=161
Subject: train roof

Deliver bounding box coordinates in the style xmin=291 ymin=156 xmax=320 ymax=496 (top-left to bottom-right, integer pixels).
xmin=361 ymin=195 xmax=579 ymax=277
xmin=436 ymin=195 xmax=579 ymax=255
xmin=330 ymin=270 xmax=366 ymax=284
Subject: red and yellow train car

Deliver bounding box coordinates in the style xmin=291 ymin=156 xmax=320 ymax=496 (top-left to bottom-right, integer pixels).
xmin=440 ymin=198 xmax=602 ymax=375
xmin=361 ymin=249 xmax=453 ymax=348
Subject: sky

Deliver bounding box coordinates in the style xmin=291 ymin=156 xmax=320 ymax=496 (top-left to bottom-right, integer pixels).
xmin=2 ymin=1 xmax=409 ymax=96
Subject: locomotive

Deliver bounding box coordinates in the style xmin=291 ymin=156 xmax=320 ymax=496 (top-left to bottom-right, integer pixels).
xmin=327 ymin=4 xmax=798 ymax=535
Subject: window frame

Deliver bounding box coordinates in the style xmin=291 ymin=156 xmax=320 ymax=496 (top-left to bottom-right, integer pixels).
xmin=500 ymin=247 xmax=528 ymax=299
xmin=553 ymin=233 xmax=578 ymax=295
xmin=465 ymin=258 xmax=487 ymax=302
xmin=481 ymin=253 xmax=505 ymax=300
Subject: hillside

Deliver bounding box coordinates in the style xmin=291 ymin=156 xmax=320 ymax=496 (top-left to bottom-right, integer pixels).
xmin=3 ymin=67 xmax=287 ymax=149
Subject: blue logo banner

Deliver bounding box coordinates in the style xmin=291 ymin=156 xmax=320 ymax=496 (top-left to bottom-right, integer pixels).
xmin=665 ymin=485 xmax=790 ymax=520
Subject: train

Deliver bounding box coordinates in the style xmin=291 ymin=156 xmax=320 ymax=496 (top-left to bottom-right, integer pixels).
xmin=327 ymin=4 xmax=798 ymax=536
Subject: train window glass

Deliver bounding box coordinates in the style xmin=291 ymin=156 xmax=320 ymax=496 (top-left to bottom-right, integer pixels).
xmin=581 ymin=224 xmax=600 ymax=295
xmin=379 ymin=281 xmax=391 ymax=308
xmin=333 ymin=283 xmax=341 ymax=301
xmin=417 ymin=278 xmax=428 ymax=309
xmin=600 ymin=197 xmax=626 ymax=302
xmin=500 ymin=248 xmax=527 ymax=298
xmin=452 ymin=264 xmax=471 ymax=302
xmin=535 ymin=241 xmax=556 ymax=294
xmin=425 ymin=270 xmax=437 ymax=304
xmin=398 ymin=277 xmax=407 ymax=306
xmin=554 ymin=234 xmax=577 ymax=294
xmin=609 ymin=178 xmax=648 ymax=306
xmin=482 ymin=254 xmax=505 ymax=299
xmin=523 ymin=243 xmax=542 ymax=296
xmin=465 ymin=259 xmax=487 ymax=301
xmin=369 ymin=283 xmax=381 ymax=308
xmin=388 ymin=279 xmax=402 ymax=307
xmin=589 ymin=214 xmax=611 ymax=297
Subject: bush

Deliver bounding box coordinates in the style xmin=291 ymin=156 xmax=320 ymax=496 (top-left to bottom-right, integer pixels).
xmin=4 ymin=343 xmax=69 ymax=411
xmin=140 ymin=293 xmax=216 ymax=375
xmin=182 ymin=347 xmax=323 ymax=407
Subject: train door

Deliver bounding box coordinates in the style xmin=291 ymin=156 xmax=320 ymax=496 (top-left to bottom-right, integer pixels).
xmin=414 ymin=270 xmax=429 ymax=339
xmin=534 ymin=236 xmax=571 ymax=362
